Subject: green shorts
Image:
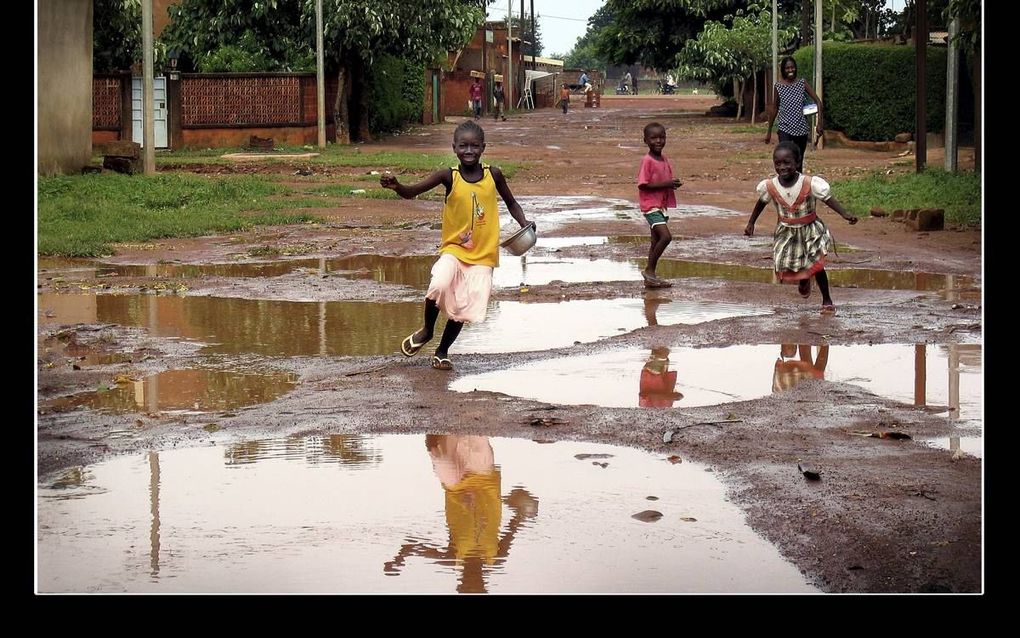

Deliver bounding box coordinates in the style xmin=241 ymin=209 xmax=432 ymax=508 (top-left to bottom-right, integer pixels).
xmin=642 ymin=208 xmax=670 ymax=227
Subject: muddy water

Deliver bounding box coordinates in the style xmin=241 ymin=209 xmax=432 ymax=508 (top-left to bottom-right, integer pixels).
xmin=451 ymin=344 xmax=983 ymax=455
xmin=36 ymin=434 xmax=817 ymax=594
xmin=40 ymin=368 xmax=298 ymax=416
xmin=37 ymin=293 xmax=769 ymax=356
xmin=40 ymin=244 xmax=978 ymax=300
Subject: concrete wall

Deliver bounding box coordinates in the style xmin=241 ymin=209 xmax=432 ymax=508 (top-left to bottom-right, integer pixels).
xmin=38 ymin=0 xmax=93 ymax=175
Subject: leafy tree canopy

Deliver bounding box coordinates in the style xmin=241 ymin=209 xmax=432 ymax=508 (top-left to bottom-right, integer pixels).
xmin=592 ymin=0 xmax=740 ymax=70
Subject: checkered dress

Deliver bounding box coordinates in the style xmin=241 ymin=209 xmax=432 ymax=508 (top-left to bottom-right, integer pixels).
xmin=775 ymin=79 xmax=809 ymax=136
xmin=757 ymin=175 xmax=833 ymax=281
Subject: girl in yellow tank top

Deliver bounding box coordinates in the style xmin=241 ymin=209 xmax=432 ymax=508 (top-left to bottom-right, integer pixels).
xmin=380 ymin=120 xmax=533 ymax=370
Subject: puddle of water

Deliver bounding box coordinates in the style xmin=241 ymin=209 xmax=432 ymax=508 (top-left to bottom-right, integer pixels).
xmin=36 ymin=434 xmax=816 ymax=594
xmin=40 ymin=246 xmax=978 ymax=301
xmin=320 ymin=251 xmax=978 ymax=296
xmin=455 ymin=299 xmax=771 ymax=353
xmin=38 ymin=293 xmax=425 ymax=357
xmin=451 ymin=344 xmax=982 ymax=453
xmin=40 ymin=368 xmax=298 ymax=416
xmin=38 ymin=293 xmax=767 ymax=357
xmin=655 ymin=258 xmax=980 ymax=295
xmin=503 ymin=197 xmax=742 ymax=232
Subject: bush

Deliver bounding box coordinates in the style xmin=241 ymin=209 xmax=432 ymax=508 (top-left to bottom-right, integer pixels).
xmin=793 ymin=42 xmax=947 ymax=141
xmin=367 ymin=55 xmax=426 ymax=135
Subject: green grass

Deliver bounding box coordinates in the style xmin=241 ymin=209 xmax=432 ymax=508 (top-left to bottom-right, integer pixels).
xmin=727 ymin=124 xmax=770 ymax=134
xmin=38 ymin=173 xmax=316 ymax=257
xmin=835 ymin=168 xmax=981 ymax=226
xmin=305 ymin=185 xmax=400 ymax=199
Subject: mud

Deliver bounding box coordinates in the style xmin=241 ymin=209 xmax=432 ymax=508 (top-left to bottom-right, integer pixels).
xmin=37 ymin=95 xmax=982 ymax=593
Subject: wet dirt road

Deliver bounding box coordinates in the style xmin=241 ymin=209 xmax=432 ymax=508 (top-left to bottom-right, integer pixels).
xmin=37 ymin=95 xmax=982 ymax=593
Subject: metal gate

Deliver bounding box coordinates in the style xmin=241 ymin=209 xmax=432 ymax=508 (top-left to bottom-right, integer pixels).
xmin=131 ymin=76 xmax=168 ymax=148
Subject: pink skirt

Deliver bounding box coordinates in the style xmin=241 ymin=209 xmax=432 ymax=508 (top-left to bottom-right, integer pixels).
xmin=426 ymin=253 xmax=493 ymax=323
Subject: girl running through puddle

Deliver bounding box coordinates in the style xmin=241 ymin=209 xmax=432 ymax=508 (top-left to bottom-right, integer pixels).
xmin=381 ymin=120 xmax=533 ymax=370
xmin=744 ymin=141 xmax=857 ymax=315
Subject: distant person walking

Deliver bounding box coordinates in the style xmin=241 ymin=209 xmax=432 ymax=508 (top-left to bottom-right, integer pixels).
xmin=469 ymin=77 xmax=484 ymax=119
xmin=492 ymin=81 xmax=506 ymax=121
xmin=765 ymin=56 xmax=824 ymax=172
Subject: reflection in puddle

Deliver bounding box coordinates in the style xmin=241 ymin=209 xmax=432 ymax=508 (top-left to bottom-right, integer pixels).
xmin=41 ymin=368 xmax=298 ymax=415
xmin=41 ymin=247 xmax=979 ymax=302
xmin=654 ymin=259 xmax=980 ymax=296
xmin=37 ymin=293 xmax=768 ymax=356
xmin=37 ymin=435 xmax=815 ymax=593
xmin=451 ymin=344 xmax=982 ymax=454
xmin=454 ymin=299 xmax=771 ymax=353
xmin=38 ymin=293 xmax=424 ymax=357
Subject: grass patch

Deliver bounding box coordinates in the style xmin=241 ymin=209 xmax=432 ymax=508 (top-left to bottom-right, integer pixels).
xmin=305 ymin=185 xmax=400 ymax=199
xmin=727 ymin=124 xmax=770 ymax=134
xmin=835 ymin=168 xmax=981 ymax=226
xmin=38 ymin=173 xmax=315 ymax=257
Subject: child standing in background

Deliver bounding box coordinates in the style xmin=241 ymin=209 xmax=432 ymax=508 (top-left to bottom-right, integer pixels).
xmin=636 ymin=122 xmax=682 ymax=288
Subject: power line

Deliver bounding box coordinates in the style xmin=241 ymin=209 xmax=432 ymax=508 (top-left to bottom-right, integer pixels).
xmin=540 ymin=14 xmax=589 ymax=22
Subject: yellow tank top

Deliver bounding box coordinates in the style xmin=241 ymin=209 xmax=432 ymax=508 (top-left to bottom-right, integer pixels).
xmin=440 ymin=165 xmax=500 ymax=267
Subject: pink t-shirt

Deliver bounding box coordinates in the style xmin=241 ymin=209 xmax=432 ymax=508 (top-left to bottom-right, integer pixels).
xmin=469 ymin=82 xmax=483 ymax=101
xmin=637 ymin=153 xmax=677 ymax=212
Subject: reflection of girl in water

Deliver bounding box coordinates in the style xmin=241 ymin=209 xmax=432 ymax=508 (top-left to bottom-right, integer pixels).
xmin=639 ymin=346 xmax=684 ymax=408
xmin=772 ymin=344 xmax=828 ymax=392
xmin=383 ymin=434 xmax=538 ymax=593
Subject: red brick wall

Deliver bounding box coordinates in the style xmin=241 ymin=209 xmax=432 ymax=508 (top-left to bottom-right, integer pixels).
xmin=181 ymin=126 xmax=321 ymax=148
xmin=92 ymin=130 xmax=120 ymax=145
xmin=444 ymin=72 xmax=476 ymax=117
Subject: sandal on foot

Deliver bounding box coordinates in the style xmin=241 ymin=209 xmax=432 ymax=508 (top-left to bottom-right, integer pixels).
xmin=798 ymin=279 xmax=811 ymax=298
xmin=642 ymin=272 xmax=672 ymax=288
xmin=431 ymin=355 xmax=453 ymax=371
xmin=400 ymin=331 xmax=428 ymax=357
xmin=820 ymin=303 xmax=836 ymax=315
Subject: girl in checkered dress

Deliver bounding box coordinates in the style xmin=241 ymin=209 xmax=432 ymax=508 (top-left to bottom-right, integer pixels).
xmin=744 ymin=142 xmax=858 ymax=315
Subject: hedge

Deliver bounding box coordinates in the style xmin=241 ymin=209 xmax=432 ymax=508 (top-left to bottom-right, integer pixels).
xmin=792 ymin=42 xmax=946 ymax=141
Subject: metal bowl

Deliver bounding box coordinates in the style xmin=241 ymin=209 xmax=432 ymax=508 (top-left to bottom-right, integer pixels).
xmin=500 ymin=222 xmax=537 ymax=256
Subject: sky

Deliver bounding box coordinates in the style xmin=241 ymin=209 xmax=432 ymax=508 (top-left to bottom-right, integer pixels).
xmin=486 ymin=0 xmax=606 ymax=58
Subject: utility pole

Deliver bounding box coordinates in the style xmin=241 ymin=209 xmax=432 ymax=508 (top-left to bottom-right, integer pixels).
xmin=772 ymin=0 xmax=778 ymax=110
xmin=814 ymin=0 xmax=823 ymax=150
xmin=141 ymin=0 xmax=155 ymax=174
xmin=507 ymin=0 xmax=513 ymax=110
xmin=915 ymin=0 xmax=927 ymax=172
xmin=316 ymin=0 xmax=325 ymax=148
xmin=944 ymin=17 xmax=960 ymax=171
xmin=531 ymin=0 xmax=536 ymax=70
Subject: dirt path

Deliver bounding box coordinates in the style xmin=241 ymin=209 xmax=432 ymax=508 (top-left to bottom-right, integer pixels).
xmin=37 ymin=95 xmax=982 ymax=593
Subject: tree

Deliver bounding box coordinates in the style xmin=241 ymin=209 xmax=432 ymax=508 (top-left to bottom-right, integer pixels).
xmin=592 ymin=0 xmax=739 ymax=70
xmin=160 ymin=1 xmax=483 ymax=144
xmin=161 ymin=0 xmax=313 ymax=73
xmin=310 ymin=0 xmax=482 ymax=143
xmin=675 ymin=4 xmax=790 ymax=119
xmin=93 ymin=0 xmax=141 ymax=72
